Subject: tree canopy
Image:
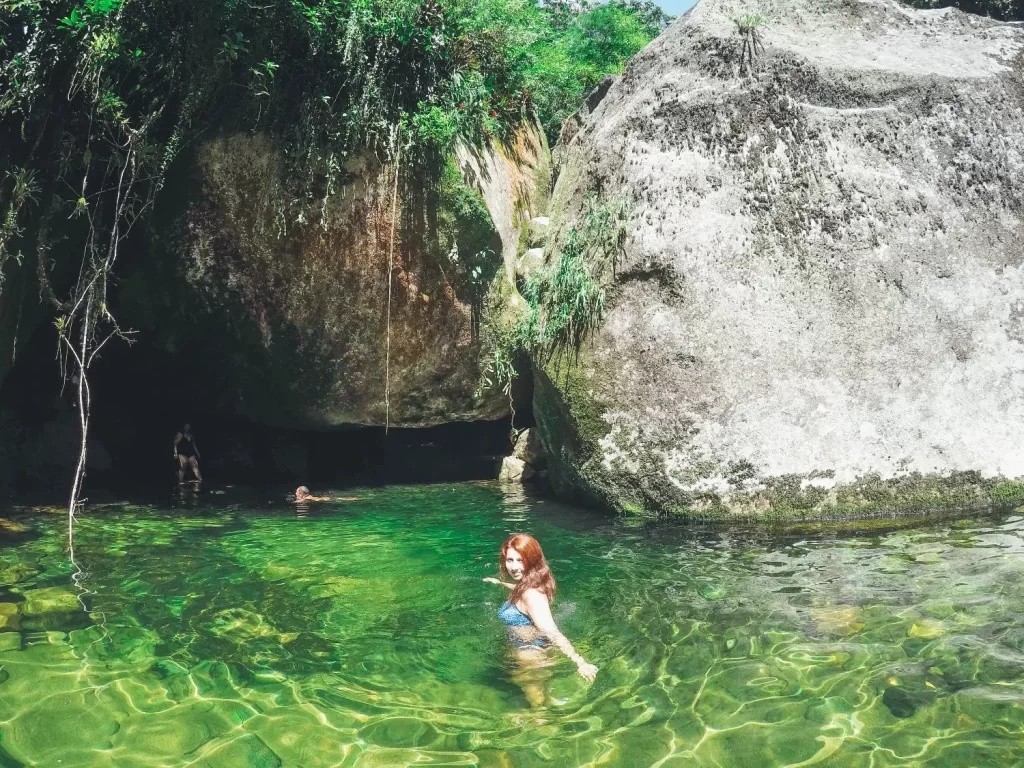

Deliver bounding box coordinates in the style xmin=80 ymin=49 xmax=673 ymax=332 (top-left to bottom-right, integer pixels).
xmin=1 ymin=0 xmax=668 ymax=175
xmin=0 ymin=0 xmax=669 ymax=310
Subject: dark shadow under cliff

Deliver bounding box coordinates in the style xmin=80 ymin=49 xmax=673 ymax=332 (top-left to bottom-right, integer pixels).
xmin=0 ymin=315 xmax=522 ymax=498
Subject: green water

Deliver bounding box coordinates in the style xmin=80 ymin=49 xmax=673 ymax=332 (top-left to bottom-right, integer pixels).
xmin=0 ymin=484 xmax=1023 ymax=766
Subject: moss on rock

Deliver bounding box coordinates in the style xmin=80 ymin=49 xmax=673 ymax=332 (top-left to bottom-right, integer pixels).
xmin=663 ymin=472 xmax=1024 ymax=523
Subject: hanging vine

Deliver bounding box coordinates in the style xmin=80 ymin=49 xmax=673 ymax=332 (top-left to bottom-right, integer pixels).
xmin=384 ymin=121 xmax=404 ymax=434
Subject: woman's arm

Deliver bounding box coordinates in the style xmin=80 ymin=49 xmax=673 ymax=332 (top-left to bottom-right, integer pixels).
xmin=522 ymin=589 xmax=598 ymax=681
xmin=482 ymin=577 xmax=515 ymax=589
xmin=173 ymin=433 xmax=181 ymax=457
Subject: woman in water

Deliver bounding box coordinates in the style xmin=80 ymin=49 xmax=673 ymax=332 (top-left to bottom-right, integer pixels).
xmin=173 ymin=423 xmax=202 ymax=484
xmin=484 ymin=533 xmax=598 ymax=696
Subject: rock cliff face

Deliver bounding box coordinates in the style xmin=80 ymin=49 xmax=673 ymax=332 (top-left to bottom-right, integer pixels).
xmin=178 ymin=128 xmax=547 ymax=428
xmin=538 ymin=0 xmax=1024 ymax=516
xmin=0 ymin=125 xmax=548 ymax=495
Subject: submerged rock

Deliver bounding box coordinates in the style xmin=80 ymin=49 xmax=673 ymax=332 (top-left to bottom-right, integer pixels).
xmin=0 ymin=602 xmax=19 ymax=631
xmin=908 ymin=621 xmax=945 ymax=639
xmin=203 ymin=733 xmax=282 ymax=768
xmin=0 ymin=563 xmax=39 ymax=586
xmin=812 ymin=605 xmax=864 ymax=636
xmin=21 ymin=587 xmax=80 ymax=616
xmin=698 ymin=584 xmax=727 ymax=601
xmin=882 ymin=684 xmax=934 ymax=719
xmin=538 ymin=0 xmax=1024 ymax=517
xmin=208 ymin=608 xmax=279 ymax=642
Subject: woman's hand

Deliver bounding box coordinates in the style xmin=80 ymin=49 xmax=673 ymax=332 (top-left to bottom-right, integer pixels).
xmin=482 ymin=577 xmax=502 ymax=585
xmin=576 ymin=661 xmax=598 ymax=682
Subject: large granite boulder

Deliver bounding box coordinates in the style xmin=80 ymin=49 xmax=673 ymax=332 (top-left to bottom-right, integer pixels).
xmin=538 ymin=0 xmax=1024 ymax=516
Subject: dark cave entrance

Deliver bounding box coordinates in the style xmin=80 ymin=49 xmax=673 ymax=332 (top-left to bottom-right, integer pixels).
xmin=0 ymin=312 xmax=535 ymax=500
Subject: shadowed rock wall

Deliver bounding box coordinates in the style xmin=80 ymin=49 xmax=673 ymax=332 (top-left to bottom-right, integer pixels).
xmin=0 ymin=124 xmax=549 ymax=496
xmin=178 ymin=127 xmax=547 ymax=428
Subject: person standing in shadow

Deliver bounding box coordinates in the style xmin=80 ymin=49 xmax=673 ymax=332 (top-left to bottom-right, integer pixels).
xmin=173 ymin=423 xmax=202 ymax=484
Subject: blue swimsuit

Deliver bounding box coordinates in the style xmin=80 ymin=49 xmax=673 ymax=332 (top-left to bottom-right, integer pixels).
xmin=499 ymin=601 xmax=547 ymax=649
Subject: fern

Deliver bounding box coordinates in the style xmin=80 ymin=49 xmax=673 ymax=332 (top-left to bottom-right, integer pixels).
xmin=477 ymin=192 xmax=629 ymax=404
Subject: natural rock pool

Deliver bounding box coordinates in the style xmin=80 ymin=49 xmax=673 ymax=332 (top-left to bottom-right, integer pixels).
xmin=0 ymin=483 xmax=1022 ymax=766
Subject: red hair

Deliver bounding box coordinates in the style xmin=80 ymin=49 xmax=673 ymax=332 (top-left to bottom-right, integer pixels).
xmin=500 ymin=533 xmax=556 ymax=605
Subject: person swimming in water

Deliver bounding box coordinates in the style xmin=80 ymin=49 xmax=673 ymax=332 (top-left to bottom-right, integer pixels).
xmin=295 ymin=486 xmax=328 ymax=502
xmin=294 ymin=486 xmax=361 ymax=503
xmin=484 ymin=533 xmax=598 ymax=697
xmin=173 ymin=423 xmax=202 ymax=484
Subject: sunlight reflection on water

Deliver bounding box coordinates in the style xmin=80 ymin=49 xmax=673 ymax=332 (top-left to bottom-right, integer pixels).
xmin=0 ymin=486 xmax=1021 ymax=766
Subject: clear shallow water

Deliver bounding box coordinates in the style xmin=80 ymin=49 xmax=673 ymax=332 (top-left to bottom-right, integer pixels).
xmin=0 ymin=484 xmax=1023 ymax=766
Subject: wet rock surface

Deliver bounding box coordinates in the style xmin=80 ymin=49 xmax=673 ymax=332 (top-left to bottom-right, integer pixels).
xmin=512 ymin=428 xmax=545 ymax=467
